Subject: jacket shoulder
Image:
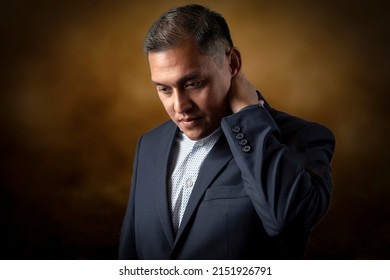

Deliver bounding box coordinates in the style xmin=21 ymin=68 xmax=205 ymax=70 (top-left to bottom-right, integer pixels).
xmin=268 ymin=107 xmax=335 ymax=149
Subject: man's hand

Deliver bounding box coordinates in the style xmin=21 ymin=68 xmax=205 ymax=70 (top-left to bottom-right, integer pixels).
xmin=228 ymin=72 xmax=260 ymax=113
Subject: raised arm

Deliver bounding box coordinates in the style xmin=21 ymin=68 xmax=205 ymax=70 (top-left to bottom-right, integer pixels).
xmin=221 ymin=72 xmax=335 ymax=237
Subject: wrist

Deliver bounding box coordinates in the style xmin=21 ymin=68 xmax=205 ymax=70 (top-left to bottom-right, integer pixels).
xmin=234 ymin=100 xmax=265 ymax=113
xmin=231 ymin=100 xmax=258 ymax=113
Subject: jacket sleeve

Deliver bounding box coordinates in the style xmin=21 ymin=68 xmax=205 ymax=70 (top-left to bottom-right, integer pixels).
xmin=118 ymin=137 xmax=142 ymax=259
xmin=221 ymin=105 xmax=335 ymax=237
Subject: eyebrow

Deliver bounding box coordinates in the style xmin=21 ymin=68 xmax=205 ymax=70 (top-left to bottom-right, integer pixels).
xmin=152 ymin=72 xmax=201 ymax=87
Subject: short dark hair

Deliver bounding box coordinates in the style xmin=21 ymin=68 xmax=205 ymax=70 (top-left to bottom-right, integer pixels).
xmin=144 ymin=4 xmax=233 ymax=56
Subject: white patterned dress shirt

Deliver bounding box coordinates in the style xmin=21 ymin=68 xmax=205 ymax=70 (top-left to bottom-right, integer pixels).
xmin=168 ymin=128 xmax=222 ymax=233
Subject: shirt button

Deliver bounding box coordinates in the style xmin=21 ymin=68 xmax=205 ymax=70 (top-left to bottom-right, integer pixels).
xmin=186 ymin=178 xmax=194 ymax=188
xmin=235 ymin=133 xmax=244 ymax=140
xmin=232 ymin=126 xmax=241 ymax=133
xmin=239 ymin=139 xmax=248 ymax=146
xmin=197 ymin=140 xmax=204 ymax=147
xmin=242 ymin=145 xmax=251 ymax=153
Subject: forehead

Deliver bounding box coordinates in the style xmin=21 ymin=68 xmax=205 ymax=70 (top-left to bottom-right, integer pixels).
xmin=148 ymin=41 xmax=218 ymax=84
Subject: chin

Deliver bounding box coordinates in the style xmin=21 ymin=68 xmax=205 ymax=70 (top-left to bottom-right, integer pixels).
xmin=185 ymin=133 xmax=202 ymax=140
xmin=182 ymin=130 xmax=204 ymax=140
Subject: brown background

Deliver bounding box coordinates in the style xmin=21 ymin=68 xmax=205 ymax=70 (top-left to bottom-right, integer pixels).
xmin=1 ymin=0 xmax=389 ymax=259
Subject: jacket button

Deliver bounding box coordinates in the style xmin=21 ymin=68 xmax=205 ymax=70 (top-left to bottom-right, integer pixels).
xmin=239 ymin=139 xmax=248 ymax=146
xmin=242 ymin=145 xmax=251 ymax=152
xmin=232 ymin=126 xmax=241 ymax=133
xmin=235 ymin=133 xmax=244 ymax=140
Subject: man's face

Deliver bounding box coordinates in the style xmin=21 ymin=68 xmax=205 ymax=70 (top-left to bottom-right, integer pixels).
xmin=148 ymin=40 xmax=232 ymax=140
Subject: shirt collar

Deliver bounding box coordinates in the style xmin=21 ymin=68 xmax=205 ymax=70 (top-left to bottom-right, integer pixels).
xmin=178 ymin=127 xmax=222 ymax=148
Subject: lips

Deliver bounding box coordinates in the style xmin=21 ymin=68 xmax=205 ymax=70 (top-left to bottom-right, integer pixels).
xmin=179 ymin=117 xmax=202 ymax=128
xmin=182 ymin=117 xmax=199 ymax=122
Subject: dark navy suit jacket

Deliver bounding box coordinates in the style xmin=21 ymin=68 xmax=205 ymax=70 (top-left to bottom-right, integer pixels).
xmin=119 ymin=101 xmax=335 ymax=259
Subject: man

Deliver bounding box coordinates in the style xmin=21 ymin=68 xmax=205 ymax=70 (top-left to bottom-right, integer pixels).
xmin=119 ymin=4 xmax=335 ymax=259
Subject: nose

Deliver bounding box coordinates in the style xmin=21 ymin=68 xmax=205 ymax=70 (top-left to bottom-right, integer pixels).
xmin=173 ymin=90 xmax=192 ymax=114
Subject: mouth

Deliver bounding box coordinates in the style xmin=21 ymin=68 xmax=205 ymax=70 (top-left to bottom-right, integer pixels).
xmin=179 ymin=117 xmax=202 ymax=128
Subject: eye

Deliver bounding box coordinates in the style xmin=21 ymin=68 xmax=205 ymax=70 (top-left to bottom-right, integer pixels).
xmin=185 ymin=80 xmax=202 ymax=89
xmin=157 ymin=85 xmax=172 ymax=94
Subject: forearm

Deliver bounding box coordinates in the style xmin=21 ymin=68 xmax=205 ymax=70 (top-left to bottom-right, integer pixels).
xmin=221 ymin=105 xmax=335 ymax=237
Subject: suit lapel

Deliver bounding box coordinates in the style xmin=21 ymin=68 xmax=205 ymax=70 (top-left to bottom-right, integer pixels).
xmin=171 ymin=135 xmax=233 ymax=252
xmin=155 ymin=121 xmax=177 ymax=248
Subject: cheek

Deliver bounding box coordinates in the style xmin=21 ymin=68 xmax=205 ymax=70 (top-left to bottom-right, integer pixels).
xmin=221 ymin=71 xmax=232 ymax=93
xmin=214 ymin=69 xmax=231 ymax=100
xmin=211 ymin=79 xmax=230 ymax=104
xmin=159 ymin=96 xmax=174 ymax=115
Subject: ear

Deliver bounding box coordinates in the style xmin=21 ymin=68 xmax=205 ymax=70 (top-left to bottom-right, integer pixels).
xmin=228 ymin=48 xmax=242 ymax=77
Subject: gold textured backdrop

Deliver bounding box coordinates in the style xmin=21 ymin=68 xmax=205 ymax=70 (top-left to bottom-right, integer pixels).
xmin=1 ymin=0 xmax=389 ymax=259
